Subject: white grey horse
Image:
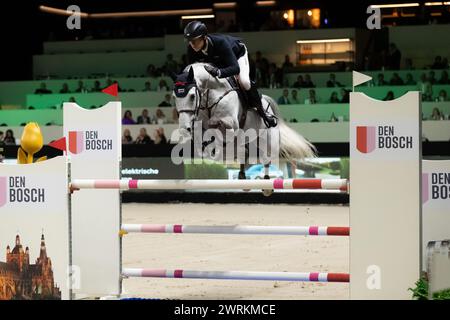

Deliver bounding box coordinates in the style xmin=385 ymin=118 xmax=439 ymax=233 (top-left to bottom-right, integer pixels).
xmin=172 ymin=62 xmax=315 ymax=181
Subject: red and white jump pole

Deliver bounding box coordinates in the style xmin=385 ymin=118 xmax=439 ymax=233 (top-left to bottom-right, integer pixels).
xmin=121 ymin=224 xmax=350 ymax=236
xmin=70 ymin=178 xmax=348 ymax=191
xmin=122 ymin=268 xmax=350 ymax=283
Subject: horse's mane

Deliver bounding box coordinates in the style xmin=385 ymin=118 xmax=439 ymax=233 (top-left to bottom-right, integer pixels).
xmin=183 ymin=62 xmax=231 ymax=91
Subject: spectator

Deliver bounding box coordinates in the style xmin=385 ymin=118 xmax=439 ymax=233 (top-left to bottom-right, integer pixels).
xmin=438 ymin=71 xmax=449 ymax=84
xmin=122 ymin=129 xmax=133 ymax=144
xmin=383 ymin=91 xmax=395 ymax=101
xmin=35 ymin=83 xmax=52 ymax=94
xmin=134 ymin=128 xmax=153 ymax=144
xmin=277 ymin=89 xmax=291 ymax=105
xmin=430 ymin=107 xmax=443 ymax=120
xmin=164 ymin=54 xmax=179 ymax=76
xmin=428 ymin=71 xmax=437 ymax=85
xmin=422 ymin=83 xmax=434 ymax=101
xmin=75 ymin=80 xmax=87 ymax=93
xmin=326 ymin=74 xmax=343 ymax=87
xmin=91 ymin=80 xmax=102 ymax=92
xmin=329 ymin=91 xmax=340 ymax=103
xmin=418 ymin=73 xmax=430 ymax=92
xmin=3 ymin=129 xmax=16 ymax=145
xmin=282 ymin=55 xmax=293 ymax=70
xmin=387 ymin=43 xmax=401 ymax=70
xmin=146 ymin=64 xmax=158 ymax=77
xmin=405 ymin=73 xmax=416 ymax=85
xmin=291 ymin=90 xmax=299 ymax=104
xmin=158 ymin=94 xmax=172 ymax=107
xmin=157 ymin=79 xmax=170 ymax=91
xmin=122 ymin=110 xmax=136 ymax=124
xmin=143 ymin=81 xmax=152 ymax=92
xmin=442 ymin=57 xmax=449 ymax=69
xmin=302 ymin=74 xmax=315 ymax=88
xmin=179 ymin=54 xmax=189 ymax=71
xmin=292 ymin=75 xmax=304 ymax=88
xmin=171 ymin=107 xmax=179 ymax=124
xmin=59 ymin=83 xmax=70 ymax=94
xmin=389 ymin=73 xmax=404 ymax=85
xmin=304 ymin=89 xmax=317 ymax=104
xmin=376 ymin=74 xmax=388 ymax=86
xmin=431 ymin=56 xmax=445 ymax=69
xmin=340 ymin=88 xmax=350 ymax=103
xmin=268 ymin=63 xmax=281 ymax=88
xmin=255 ymin=51 xmax=269 ymax=87
xmin=154 ymin=109 xmax=167 ymax=124
xmin=154 ymin=128 xmax=168 ymax=145
xmin=0 ymin=131 xmax=4 ymax=143
xmin=438 ymin=89 xmax=448 ymax=102
xmin=68 ymin=96 xmax=76 ymax=103
xmin=137 ymin=109 xmax=151 ymax=124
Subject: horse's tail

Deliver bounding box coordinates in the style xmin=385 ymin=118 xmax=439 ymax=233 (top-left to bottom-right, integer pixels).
xmin=263 ymin=95 xmax=317 ymax=161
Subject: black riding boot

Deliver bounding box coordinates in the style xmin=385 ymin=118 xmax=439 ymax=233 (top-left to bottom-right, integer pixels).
xmin=246 ymin=83 xmax=277 ymax=128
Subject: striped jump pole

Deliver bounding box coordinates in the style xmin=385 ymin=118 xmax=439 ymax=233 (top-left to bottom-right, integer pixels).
xmin=70 ymin=178 xmax=348 ymax=191
xmin=122 ymin=268 xmax=350 ymax=283
xmin=121 ymin=224 xmax=350 ymax=236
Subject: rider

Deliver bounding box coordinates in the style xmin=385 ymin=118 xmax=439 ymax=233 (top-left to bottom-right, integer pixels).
xmin=183 ymin=20 xmax=277 ymax=128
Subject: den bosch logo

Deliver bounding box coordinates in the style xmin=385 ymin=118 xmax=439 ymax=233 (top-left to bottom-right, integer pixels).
xmin=423 ymin=172 xmax=450 ymax=203
xmin=356 ymin=125 xmax=413 ymax=154
xmin=68 ymin=130 xmax=113 ymax=154
xmin=0 ymin=176 xmax=46 ymax=208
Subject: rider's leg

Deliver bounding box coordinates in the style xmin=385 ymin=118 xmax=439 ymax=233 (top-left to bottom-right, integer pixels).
xmin=237 ymin=48 xmax=277 ymax=128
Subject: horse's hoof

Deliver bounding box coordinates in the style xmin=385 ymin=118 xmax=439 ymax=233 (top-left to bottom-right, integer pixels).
xmin=262 ymin=189 xmax=273 ymax=197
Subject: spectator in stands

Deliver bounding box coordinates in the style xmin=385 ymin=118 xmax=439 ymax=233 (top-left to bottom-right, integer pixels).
xmin=171 ymin=108 xmax=179 ymax=124
xmin=438 ymin=70 xmax=449 ymax=84
xmin=282 ymin=55 xmax=293 ymax=70
xmin=59 ymin=83 xmax=70 ymax=94
xmin=340 ymin=88 xmax=350 ymax=103
xmin=122 ymin=129 xmax=133 ymax=144
xmin=430 ymin=108 xmax=443 ymax=120
xmin=134 ymin=128 xmax=153 ymax=144
xmin=91 ymin=81 xmax=102 ymax=92
xmin=326 ymin=74 xmax=343 ymax=87
xmin=122 ymin=110 xmax=136 ymax=125
xmin=3 ymin=129 xmax=16 ymax=145
xmin=329 ymin=91 xmax=340 ymax=103
xmin=68 ymin=96 xmax=76 ymax=103
xmin=383 ymin=91 xmax=395 ymax=101
xmin=158 ymin=94 xmax=172 ymax=107
xmin=154 ymin=109 xmax=167 ymax=125
xmin=291 ymin=90 xmax=299 ymax=104
xmin=268 ymin=63 xmax=277 ymax=88
xmin=179 ymin=54 xmax=189 ymax=71
xmin=0 ymin=131 xmax=4 ymax=143
xmin=418 ymin=73 xmax=430 ymax=93
xmin=405 ymin=73 xmax=416 ymax=85
xmin=431 ymin=56 xmax=445 ymax=69
xmin=157 ymin=79 xmax=170 ymax=91
xmin=137 ymin=109 xmax=151 ymax=124
xmin=35 ymin=83 xmax=52 ymax=94
xmin=277 ymin=89 xmax=291 ymax=105
xmin=255 ymin=51 xmax=269 ymax=87
xmin=154 ymin=128 xmax=168 ymax=145
xmin=442 ymin=57 xmax=449 ymax=69
xmin=146 ymin=64 xmax=158 ymax=77
xmin=389 ymin=73 xmax=404 ymax=86
xmin=302 ymin=74 xmax=315 ymax=88
xmin=376 ymin=74 xmax=388 ymax=86
xmin=387 ymin=43 xmax=401 ymax=70
xmin=143 ymin=81 xmax=152 ymax=91
xmin=438 ymin=89 xmax=448 ymax=102
xmin=75 ymin=80 xmax=88 ymax=93
xmin=422 ymin=83 xmax=434 ymax=102
xmin=428 ymin=71 xmax=437 ymax=85
xmin=292 ymin=75 xmax=304 ymax=88
xmin=304 ymin=89 xmax=317 ymax=105
xmin=164 ymin=54 xmax=179 ymax=76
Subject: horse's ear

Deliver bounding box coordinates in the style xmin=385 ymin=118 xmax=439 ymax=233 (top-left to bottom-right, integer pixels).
xmin=187 ymin=67 xmax=194 ymax=83
xmin=169 ymin=71 xmax=177 ymax=82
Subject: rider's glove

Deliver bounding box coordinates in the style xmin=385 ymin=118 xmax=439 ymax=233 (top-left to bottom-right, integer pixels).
xmin=204 ymin=65 xmax=221 ymax=78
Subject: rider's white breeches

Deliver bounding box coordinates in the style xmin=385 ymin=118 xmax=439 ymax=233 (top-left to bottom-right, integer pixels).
xmin=237 ymin=46 xmax=251 ymax=91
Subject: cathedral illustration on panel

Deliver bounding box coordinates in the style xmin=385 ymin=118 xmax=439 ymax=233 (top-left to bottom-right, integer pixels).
xmin=0 ymin=234 xmax=61 ymax=300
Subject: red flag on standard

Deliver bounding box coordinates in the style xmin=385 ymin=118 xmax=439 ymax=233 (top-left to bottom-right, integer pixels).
xmin=48 ymin=136 xmax=66 ymax=151
xmin=102 ymin=83 xmax=118 ymax=97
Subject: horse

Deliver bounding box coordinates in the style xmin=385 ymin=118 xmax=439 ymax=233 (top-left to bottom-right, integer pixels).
xmin=171 ymin=62 xmax=315 ymax=186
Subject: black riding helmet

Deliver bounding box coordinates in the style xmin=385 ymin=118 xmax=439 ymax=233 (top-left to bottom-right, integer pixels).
xmin=184 ymin=21 xmax=207 ymax=41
